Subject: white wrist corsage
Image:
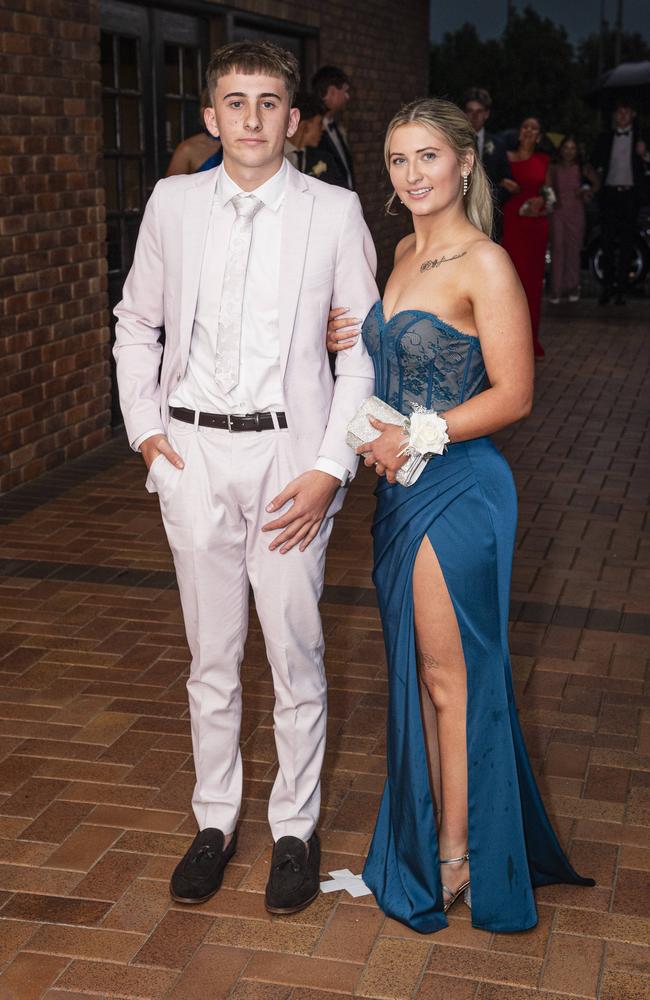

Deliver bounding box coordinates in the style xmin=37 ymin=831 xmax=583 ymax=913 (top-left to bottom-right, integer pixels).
xmin=397 ymin=406 xmax=450 ymax=460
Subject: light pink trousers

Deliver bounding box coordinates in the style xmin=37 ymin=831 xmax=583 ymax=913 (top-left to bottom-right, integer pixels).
xmin=147 ymin=416 xmax=333 ymax=842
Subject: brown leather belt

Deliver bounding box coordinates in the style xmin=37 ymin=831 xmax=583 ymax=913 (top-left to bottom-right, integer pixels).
xmin=170 ymin=406 xmax=287 ymax=432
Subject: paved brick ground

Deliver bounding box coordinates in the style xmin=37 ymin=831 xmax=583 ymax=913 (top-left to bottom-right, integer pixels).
xmin=0 ymin=299 xmax=648 ymax=999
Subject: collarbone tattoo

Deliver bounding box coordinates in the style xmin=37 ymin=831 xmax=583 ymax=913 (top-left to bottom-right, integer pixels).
xmin=420 ymin=250 xmax=467 ymax=273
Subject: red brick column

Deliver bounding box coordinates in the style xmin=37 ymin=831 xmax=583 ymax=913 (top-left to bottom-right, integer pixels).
xmin=0 ymin=0 xmax=110 ymax=493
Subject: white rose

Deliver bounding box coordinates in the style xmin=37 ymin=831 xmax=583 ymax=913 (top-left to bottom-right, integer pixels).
xmin=408 ymin=412 xmax=450 ymax=455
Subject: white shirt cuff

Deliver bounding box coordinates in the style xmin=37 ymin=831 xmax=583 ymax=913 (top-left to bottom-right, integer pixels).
xmin=132 ymin=428 xmax=165 ymax=452
xmin=314 ymin=457 xmax=350 ymax=486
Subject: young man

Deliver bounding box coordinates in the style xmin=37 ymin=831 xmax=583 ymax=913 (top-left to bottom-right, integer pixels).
xmin=591 ymin=101 xmax=649 ymax=305
xmin=463 ymin=87 xmax=515 ymax=241
xmin=114 ymin=41 xmax=377 ymax=915
xmin=312 ymin=65 xmax=355 ymax=190
xmin=284 ymin=91 xmax=345 ymax=186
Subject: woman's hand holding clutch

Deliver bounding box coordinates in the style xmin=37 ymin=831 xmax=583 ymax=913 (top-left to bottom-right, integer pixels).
xmin=327 ymin=306 xmax=360 ymax=352
xmin=357 ymin=417 xmax=409 ymax=484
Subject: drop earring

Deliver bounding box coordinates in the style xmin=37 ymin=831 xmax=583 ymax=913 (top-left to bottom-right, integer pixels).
xmin=462 ymin=172 xmax=469 ymax=196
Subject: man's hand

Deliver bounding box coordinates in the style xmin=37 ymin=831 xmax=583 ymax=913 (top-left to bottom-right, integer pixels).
xmin=262 ymin=470 xmax=340 ymax=554
xmin=140 ymin=433 xmax=184 ymax=471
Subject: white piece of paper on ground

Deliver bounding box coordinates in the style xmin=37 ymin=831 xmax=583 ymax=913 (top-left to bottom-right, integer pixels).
xmin=319 ymin=869 xmax=372 ymax=898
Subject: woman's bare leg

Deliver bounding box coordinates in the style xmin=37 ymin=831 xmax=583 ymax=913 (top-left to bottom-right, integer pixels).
xmin=413 ymin=536 xmax=469 ymax=899
xmin=418 ymin=673 xmax=441 ymax=825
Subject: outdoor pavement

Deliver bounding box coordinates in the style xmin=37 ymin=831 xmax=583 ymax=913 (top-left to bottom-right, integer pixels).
xmin=0 ymin=298 xmax=648 ymax=999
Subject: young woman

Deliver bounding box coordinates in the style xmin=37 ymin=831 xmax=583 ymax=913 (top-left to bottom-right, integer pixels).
xmin=548 ymin=136 xmax=599 ymax=303
xmin=327 ymin=98 xmax=594 ymax=934
xmin=501 ymin=117 xmax=551 ymax=358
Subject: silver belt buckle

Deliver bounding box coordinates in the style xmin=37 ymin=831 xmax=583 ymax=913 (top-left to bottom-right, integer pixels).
xmin=226 ymin=414 xmax=233 ymax=433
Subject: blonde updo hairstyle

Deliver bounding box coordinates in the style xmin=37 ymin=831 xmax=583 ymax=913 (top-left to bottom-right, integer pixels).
xmin=384 ymin=97 xmax=493 ymax=237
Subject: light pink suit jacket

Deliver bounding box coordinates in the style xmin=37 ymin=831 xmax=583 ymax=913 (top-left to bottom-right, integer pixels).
xmin=113 ymin=161 xmax=377 ymax=512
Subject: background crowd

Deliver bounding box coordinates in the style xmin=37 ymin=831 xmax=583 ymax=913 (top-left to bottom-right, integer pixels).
xmin=167 ymin=13 xmax=650 ymax=362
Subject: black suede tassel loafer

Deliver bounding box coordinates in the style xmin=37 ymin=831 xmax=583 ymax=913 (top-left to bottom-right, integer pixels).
xmin=265 ymin=832 xmax=321 ymax=914
xmin=170 ymin=827 xmax=237 ymax=904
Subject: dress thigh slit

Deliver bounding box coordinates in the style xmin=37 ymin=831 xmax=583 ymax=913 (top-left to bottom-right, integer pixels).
xmin=413 ymin=533 xmax=469 ymax=846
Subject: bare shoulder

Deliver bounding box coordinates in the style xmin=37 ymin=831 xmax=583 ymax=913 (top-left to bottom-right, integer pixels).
xmin=468 ymin=238 xmax=511 ymax=269
xmin=394 ymin=233 xmax=414 ymax=264
xmin=466 ymin=238 xmax=518 ymax=288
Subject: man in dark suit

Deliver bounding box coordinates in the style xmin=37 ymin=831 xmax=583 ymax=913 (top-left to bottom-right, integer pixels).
xmin=591 ymin=101 xmax=649 ymax=304
xmin=284 ymin=92 xmax=346 ymax=186
xmin=312 ymin=66 xmax=355 ymax=191
xmin=463 ymin=87 xmax=516 ymax=241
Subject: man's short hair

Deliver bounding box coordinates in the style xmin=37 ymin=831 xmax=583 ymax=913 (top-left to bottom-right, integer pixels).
xmin=206 ymin=40 xmax=300 ymax=105
xmin=293 ymin=92 xmax=325 ymax=121
xmin=463 ymin=87 xmax=492 ymax=110
xmin=311 ymin=65 xmax=350 ymax=99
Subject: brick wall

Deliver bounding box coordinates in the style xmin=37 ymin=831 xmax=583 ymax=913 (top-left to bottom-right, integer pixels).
xmin=0 ymin=0 xmax=429 ymax=493
xmin=0 ymin=0 xmax=110 ymax=493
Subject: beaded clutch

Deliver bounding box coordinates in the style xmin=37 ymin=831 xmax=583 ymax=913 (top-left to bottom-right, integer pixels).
xmin=346 ymin=396 xmax=429 ymax=488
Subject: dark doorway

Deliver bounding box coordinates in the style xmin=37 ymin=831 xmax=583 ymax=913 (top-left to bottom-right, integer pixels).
xmin=100 ymin=0 xmax=210 ymax=425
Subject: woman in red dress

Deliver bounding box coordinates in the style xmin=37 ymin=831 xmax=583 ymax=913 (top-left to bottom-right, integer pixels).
xmin=502 ymin=117 xmax=551 ymax=358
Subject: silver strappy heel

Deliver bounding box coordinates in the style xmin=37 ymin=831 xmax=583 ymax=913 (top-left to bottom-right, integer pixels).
xmin=440 ymin=850 xmax=471 ymax=913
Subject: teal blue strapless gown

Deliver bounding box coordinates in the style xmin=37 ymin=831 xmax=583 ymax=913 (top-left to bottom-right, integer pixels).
xmin=361 ymin=302 xmax=594 ymax=934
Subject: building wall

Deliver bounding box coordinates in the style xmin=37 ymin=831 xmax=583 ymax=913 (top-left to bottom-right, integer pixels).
xmin=0 ymin=0 xmax=429 ymax=493
xmin=0 ymin=0 xmax=109 ymax=493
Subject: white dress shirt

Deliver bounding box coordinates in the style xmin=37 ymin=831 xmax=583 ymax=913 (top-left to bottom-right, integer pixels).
xmin=138 ymin=160 xmax=348 ymax=484
xmin=170 ymin=162 xmax=285 ymax=416
xmin=606 ymin=130 xmax=634 ymax=187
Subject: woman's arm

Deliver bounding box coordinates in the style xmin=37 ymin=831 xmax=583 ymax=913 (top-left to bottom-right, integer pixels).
xmin=443 ymin=242 xmax=534 ymax=440
xmin=166 ymin=139 xmax=195 ymax=177
xmin=582 ymin=162 xmax=600 ymax=193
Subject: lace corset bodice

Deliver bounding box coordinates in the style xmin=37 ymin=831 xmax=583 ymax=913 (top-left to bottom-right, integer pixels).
xmin=361 ymin=301 xmax=487 ymax=416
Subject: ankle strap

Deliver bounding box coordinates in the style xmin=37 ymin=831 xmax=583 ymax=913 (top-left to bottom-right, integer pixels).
xmin=440 ymin=851 xmax=469 ymax=865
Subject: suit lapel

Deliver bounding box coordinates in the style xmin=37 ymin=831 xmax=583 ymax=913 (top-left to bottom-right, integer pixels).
xmin=179 ymin=169 xmax=222 ymax=368
xmin=279 ymin=165 xmax=314 ymax=378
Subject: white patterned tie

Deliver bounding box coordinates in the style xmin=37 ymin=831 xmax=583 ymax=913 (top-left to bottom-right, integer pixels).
xmin=214 ymin=193 xmax=263 ymax=392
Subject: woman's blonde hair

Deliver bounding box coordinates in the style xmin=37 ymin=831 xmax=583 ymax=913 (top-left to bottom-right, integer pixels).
xmin=384 ymin=97 xmax=493 ymax=237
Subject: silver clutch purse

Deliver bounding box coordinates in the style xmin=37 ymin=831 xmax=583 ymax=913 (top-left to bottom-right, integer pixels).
xmin=346 ymin=396 xmax=429 ymax=487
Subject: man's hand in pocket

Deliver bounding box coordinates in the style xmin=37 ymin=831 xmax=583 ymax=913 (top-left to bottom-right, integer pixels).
xmin=140 ymin=434 xmax=184 ymax=471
